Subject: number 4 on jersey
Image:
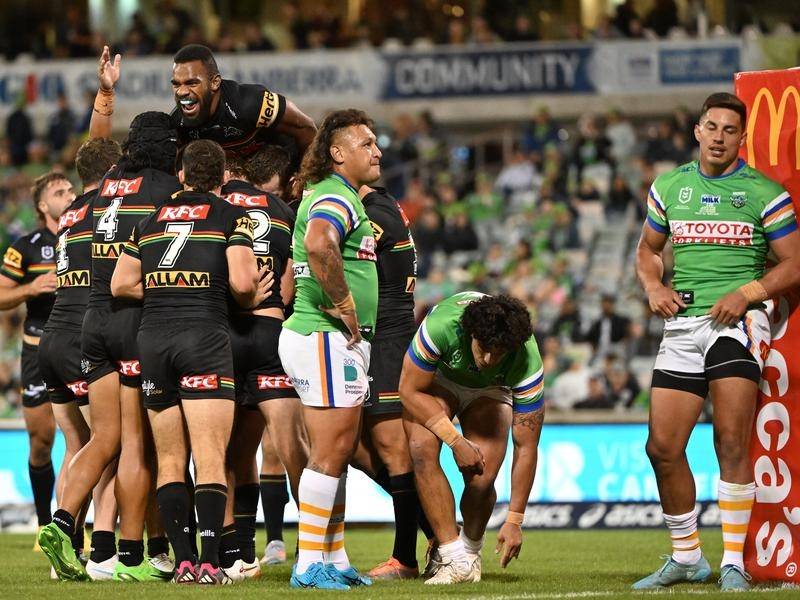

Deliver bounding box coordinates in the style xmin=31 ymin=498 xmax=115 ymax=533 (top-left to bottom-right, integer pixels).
xmin=97 ymin=197 xmax=122 ymax=241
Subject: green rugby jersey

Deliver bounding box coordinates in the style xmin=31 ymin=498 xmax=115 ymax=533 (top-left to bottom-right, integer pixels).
xmin=646 ymin=159 xmax=797 ymax=317
xmin=407 ymin=291 xmax=544 ymax=413
xmin=284 ymin=173 xmax=378 ymax=338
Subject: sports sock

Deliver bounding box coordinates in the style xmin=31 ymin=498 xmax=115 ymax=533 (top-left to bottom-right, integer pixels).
xmin=234 ymin=484 xmax=259 ymax=563
xmin=389 ymin=472 xmax=420 ymax=568
xmin=438 ymin=537 xmax=469 ymax=566
xmin=296 ymin=468 xmax=338 ymax=575
xmin=156 ymin=482 xmax=195 ymax=565
xmin=52 ymin=508 xmax=75 ymax=539
xmin=29 ymin=461 xmax=55 ymax=526
xmin=374 ymin=466 xmax=391 ymax=493
xmin=147 ymin=536 xmax=169 ymax=558
xmin=718 ymin=480 xmax=755 ymax=569
xmin=90 ymin=530 xmax=116 ymax=563
xmin=219 ymin=524 xmax=240 ymax=569
xmin=185 ymin=468 xmax=198 ymax=559
xmin=324 ymin=473 xmax=349 ymax=570
xmin=118 ymin=539 xmax=144 ymax=567
xmin=71 ymin=525 xmax=85 ymax=555
xmin=195 ymin=483 xmax=227 ymax=567
xmin=459 ymin=529 xmax=484 ymax=556
xmin=664 ymin=508 xmax=701 ymax=565
xmin=260 ymin=473 xmax=289 ymax=542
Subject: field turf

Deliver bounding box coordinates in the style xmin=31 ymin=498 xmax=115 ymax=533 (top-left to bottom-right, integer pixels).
xmin=1 ymin=527 xmax=793 ymax=599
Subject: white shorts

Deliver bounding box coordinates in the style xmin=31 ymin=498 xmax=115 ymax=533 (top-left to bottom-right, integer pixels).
xmin=433 ymin=371 xmax=512 ymax=417
xmin=653 ymin=308 xmax=771 ymax=374
xmin=278 ymin=328 xmax=371 ymax=408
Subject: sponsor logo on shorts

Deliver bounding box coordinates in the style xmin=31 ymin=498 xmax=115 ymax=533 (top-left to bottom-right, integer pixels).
xmin=157 ymin=204 xmax=211 ymax=221
xmin=66 ymin=380 xmax=89 ymax=397
xmin=92 ymin=242 xmax=125 ymax=259
xmin=145 ymin=270 xmax=210 ymax=288
xmin=142 ymin=380 xmax=162 ymax=396
xmin=671 ymin=220 xmax=754 ymax=246
xmin=80 ymin=358 xmax=94 ymax=375
xmin=224 ymin=192 xmax=269 ymax=207
xmin=257 ymin=375 xmax=293 ymax=390
xmin=59 ymin=204 xmax=89 ymax=229
xmin=118 ymin=360 xmax=141 ymax=376
xmin=101 ymin=177 xmax=143 ymax=197
xmin=180 ymin=374 xmax=219 ymax=390
xmin=289 ymin=377 xmax=310 ymax=393
xmin=58 ymin=270 xmax=90 ymax=288
xmin=23 ymin=383 xmax=47 ymax=398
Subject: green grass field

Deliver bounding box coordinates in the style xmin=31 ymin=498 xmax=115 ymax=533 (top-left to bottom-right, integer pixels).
xmin=1 ymin=527 xmax=794 ymax=599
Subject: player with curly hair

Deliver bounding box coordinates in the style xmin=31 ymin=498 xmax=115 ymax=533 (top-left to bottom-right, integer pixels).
xmin=400 ymin=292 xmax=545 ymax=585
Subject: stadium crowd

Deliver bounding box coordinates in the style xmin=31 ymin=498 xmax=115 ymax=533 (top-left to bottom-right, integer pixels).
xmin=0 ymin=94 xmax=700 ymax=418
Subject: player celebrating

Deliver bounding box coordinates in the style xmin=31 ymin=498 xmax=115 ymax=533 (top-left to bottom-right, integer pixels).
xmin=0 ymin=173 xmax=71 ymax=546
xmin=401 ymin=292 xmax=544 ymax=585
xmin=112 ymin=139 xmax=267 ymax=585
xmin=279 ymin=109 xmax=380 ymax=590
xmin=633 ymin=93 xmax=800 ymax=591
xmin=170 ymin=44 xmax=316 ymax=161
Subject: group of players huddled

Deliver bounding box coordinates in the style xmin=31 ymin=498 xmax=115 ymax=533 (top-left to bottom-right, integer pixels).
xmin=5 ymin=42 xmax=791 ymax=592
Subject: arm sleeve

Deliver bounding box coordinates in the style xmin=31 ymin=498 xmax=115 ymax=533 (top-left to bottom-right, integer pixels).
xmin=645 ymin=182 xmax=669 ymax=234
xmin=0 ymin=239 xmax=28 ymax=282
xmin=761 ymin=190 xmax=798 ymax=241
xmin=508 ymin=339 xmax=545 ymax=413
xmin=366 ymin=202 xmax=398 ymax=254
xmin=308 ymin=195 xmax=360 ymax=241
xmin=252 ymin=87 xmax=287 ymax=130
xmin=406 ymin=310 xmax=448 ymax=372
xmin=122 ymin=224 xmax=141 ymax=259
xmin=227 ymin=206 xmax=256 ymax=248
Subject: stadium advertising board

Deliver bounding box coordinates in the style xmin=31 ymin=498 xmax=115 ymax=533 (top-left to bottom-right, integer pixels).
xmin=0 ymin=423 xmax=718 ymax=527
xmin=659 ymin=44 xmax=741 ymax=85
xmin=736 ymin=69 xmax=800 ymax=584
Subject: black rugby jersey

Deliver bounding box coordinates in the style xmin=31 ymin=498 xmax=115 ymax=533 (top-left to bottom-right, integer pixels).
xmin=171 ymin=79 xmax=287 ymax=159
xmin=0 ymin=228 xmax=57 ymax=336
xmin=221 ymin=179 xmax=294 ymax=311
xmin=90 ymin=166 xmax=181 ymax=307
xmin=362 ymin=187 xmax=417 ymax=338
xmin=123 ymin=191 xmax=254 ymax=326
xmin=47 ymin=190 xmax=96 ymax=330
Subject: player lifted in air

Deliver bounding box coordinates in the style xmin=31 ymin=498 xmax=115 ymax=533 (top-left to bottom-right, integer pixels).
xmin=401 ymin=292 xmax=544 ymax=585
xmin=634 ymin=92 xmax=800 ymax=591
xmin=279 ymin=109 xmax=380 ymax=590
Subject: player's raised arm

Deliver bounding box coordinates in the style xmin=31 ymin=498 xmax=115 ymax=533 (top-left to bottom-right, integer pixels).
xmin=89 ymin=45 xmax=121 ymax=140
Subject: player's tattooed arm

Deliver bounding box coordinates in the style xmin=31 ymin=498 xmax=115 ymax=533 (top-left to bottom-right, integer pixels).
xmin=512 ymin=406 xmax=545 ymax=433
xmin=305 ymin=219 xmax=350 ymax=304
xmin=509 ymin=404 xmax=544 ymax=511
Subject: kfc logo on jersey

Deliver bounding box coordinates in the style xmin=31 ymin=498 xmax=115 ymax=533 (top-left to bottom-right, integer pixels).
xmin=180 ymin=374 xmax=219 ymax=390
xmin=66 ymin=380 xmax=89 ymax=397
xmin=671 ymin=220 xmax=754 ymax=246
xmin=118 ymin=360 xmax=141 ymax=376
xmin=158 ymin=204 xmax=211 ymax=221
xmin=224 ymin=192 xmax=269 ymax=207
xmin=257 ymin=375 xmax=293 ymax=390
xmin=101 ymin=177 xmax=143 ymax=197
xmin=59 ymin=204 xmax=89 ymax=229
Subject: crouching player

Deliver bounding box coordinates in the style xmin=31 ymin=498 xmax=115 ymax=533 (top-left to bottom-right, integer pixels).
xmin=401 ymin=292 xmax=544 ymax=585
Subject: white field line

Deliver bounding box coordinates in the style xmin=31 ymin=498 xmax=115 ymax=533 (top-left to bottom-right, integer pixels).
xmin=466 ymin=587 xmax=797 ymax=600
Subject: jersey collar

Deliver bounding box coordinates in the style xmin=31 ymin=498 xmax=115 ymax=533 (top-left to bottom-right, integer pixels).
xmin=697 ymin=158 xmax=745 ymax=179
xmin=330 ymin=173 xmax=358 ymax=194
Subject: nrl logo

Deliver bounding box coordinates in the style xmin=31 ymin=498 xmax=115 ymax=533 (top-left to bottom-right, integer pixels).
xmin=730 ymin=192 xmax=746 ymax=208
xmin=678 ymin=187 xmax=693 ymax=204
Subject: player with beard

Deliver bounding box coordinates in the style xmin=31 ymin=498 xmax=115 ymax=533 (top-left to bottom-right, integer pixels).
xmin=39 ymin=54 xmax=179 ymax=582
xmin=0 ymin=173 xmax=72 ymax=549
xmin=111 ymin=139 xmax=268 ymax=585
xmin=39 ymin=139 xmax=122 ymax=580
xmin=170 ymin=44 xmax=316 ymax=164
xmin=217 ymin=146 xmax=308 ymax=581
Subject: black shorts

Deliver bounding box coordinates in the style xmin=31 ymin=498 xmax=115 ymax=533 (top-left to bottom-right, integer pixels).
xmin=39 ymin=328 xmax=89 ymax=406
xmin=230 ymin=313 xmax=298 ymax=408
xmin=81 ymin=304 xmax=142 ymax=388
xmin=364 ymin=332 xmax=413 ymax=416
xmin=21 ymin=341 xmax=48 ymax=408
xmin=138 ymin=321 xmax=236 ymax=409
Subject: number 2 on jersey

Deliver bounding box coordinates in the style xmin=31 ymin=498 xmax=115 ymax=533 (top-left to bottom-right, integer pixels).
xmin=158 ymin=222 xmax=193 ymax=268
xmin=249 ymin=209 xmax=271 ymax=254
xmin=97 ymin=197 xmax=122 ymax=241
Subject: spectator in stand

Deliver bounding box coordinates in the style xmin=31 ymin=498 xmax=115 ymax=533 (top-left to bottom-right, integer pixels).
xmin=47 ymin=93 xmax=75 ymax=161
xmin=522 ymin=107 xmax=561 ymax=160
xmin=548 ymin=204 xmax=581 ymax=252
xmin=550 ymin=296 xmax=582 ymax=343
xmin=605 ymin=109 xmax=637 ymax=169
xmin=469 ymin=16 xmax=499 ymax=45
xmin=123 ymin=11 xmax=156 ymax=55
xmin=157 ymin=0 xmax=195 ymax=52
xmin=507 ymin=14 xmax=538 ymax=42
xmin=6 ymin=97 xmax=33 ymax=167
xmin=644 ymin=119 xmax=680 ymax=164
xmin=672 ymin=105 xmax=697 ymax=147
xmin=540 ymin=335 xmax=570 ymax=389
xmin=412 ymin=209 xmax=442 ymax=277
xmin=644 ymin=0 xmax=680 ymax=37
xmin=496 ymin=143 xmax=538 ymax=206
xmin=570 ymin=114 xmax=613 ymax=181
xmin=244 ymin=22 xmax=276 ymax=51
xmin=607 ymin=174 xmax=635 ymax=216
xmin=584 ymin=293 xmax=631 ymax=360
xmin=445 ymin=19 xmax=467 ymax=45
xmin=592 ymin=15 xmax=621 ymax=39
xmin=463 ymin=172 xmax=504 ymax=244
xmin=56 ymin=6 xmax=94 ymax=57
xmin=549 ymin=357 xmax=592 ymax=410
xmin=628 ymin=17 xmax=646 ymax=38
xmin=613 ymin=0 xmax=640 ymax=37
xmin=574 ymin=374 xmax=612 ymax=409
xmin=414 ymin=111 xmax=447 ymax=168
xmin=605 ymin=360 xmax=642 ymax=409
xmin=442 ymin=212 xmax=480 ymax=254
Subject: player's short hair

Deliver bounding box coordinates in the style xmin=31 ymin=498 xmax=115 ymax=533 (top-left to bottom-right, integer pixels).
xmin=120 ymin=111 xmax=178 ymax=175
xmin=244 ymin=145 xmax=290 ymax=187
xmin=460 ymin=294 xmax=534 ymax=356
xmin=173 ymin=44 xmax=219 ymax=77
xmin=181 ymin=140 xmax=226 ymax=193
xmin=31 ymin=172 xmax=69 ymax=220
xmin=298 ymin=108 xmax=374 ymax=189
xmin=701 ymin=92 xmax=747 ymax=128
xmin=76 ymin=138 xmax=121 ymax=187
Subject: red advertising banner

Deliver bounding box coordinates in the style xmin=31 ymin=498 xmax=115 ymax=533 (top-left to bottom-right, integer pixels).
xmin=736 ymin=69 xmax=800 ymax=583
